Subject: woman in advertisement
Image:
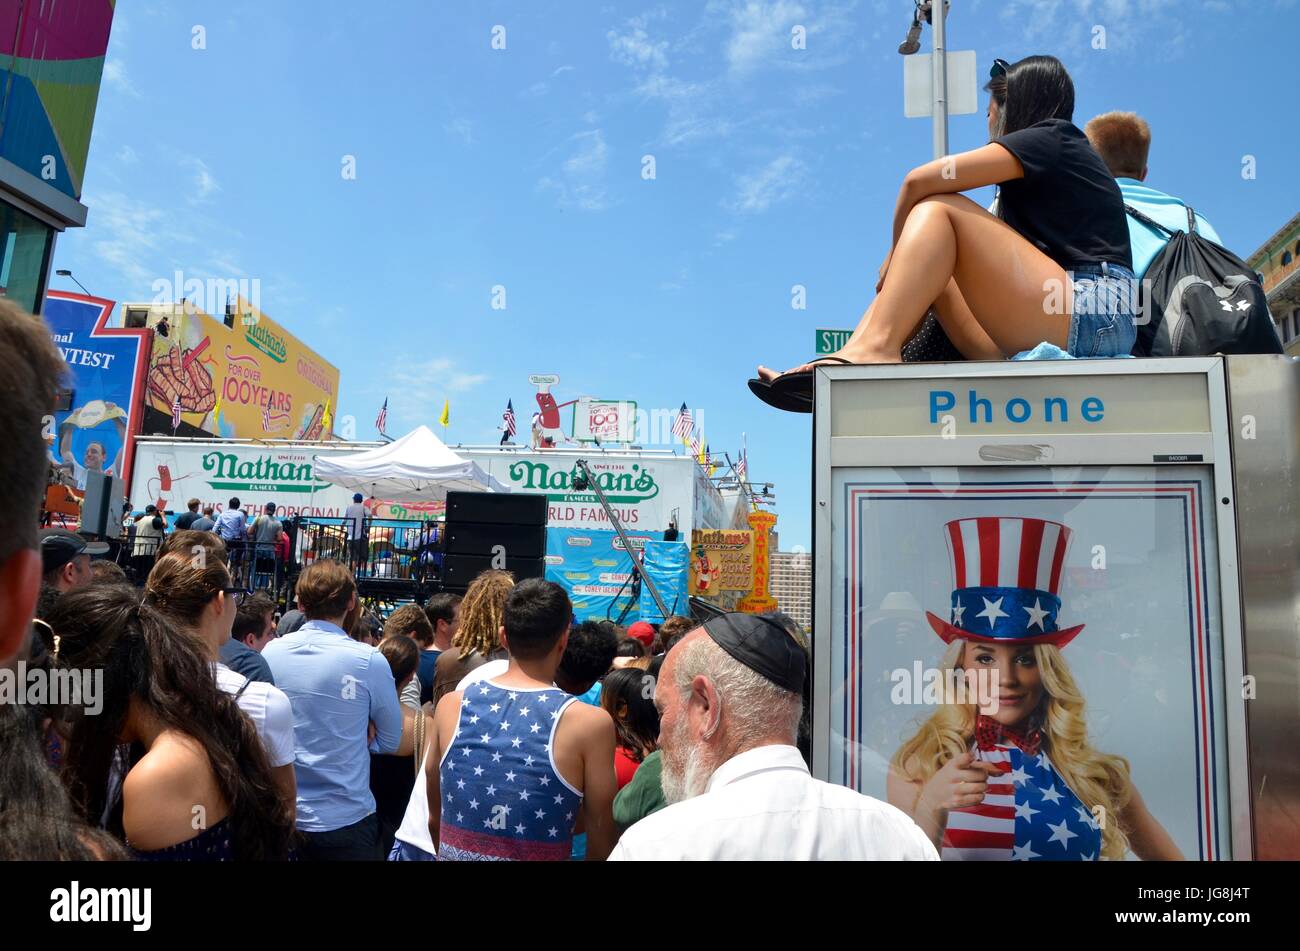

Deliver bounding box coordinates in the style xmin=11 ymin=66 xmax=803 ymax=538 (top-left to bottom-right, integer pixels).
xmin=886 ymin=517 xmax=1182 ymax=861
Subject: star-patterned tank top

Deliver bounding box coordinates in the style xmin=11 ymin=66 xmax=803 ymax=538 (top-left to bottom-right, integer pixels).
xmin=438 ymin=680 xmax=582 ymax=861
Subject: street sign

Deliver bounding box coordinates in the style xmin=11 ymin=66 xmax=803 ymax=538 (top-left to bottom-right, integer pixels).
xmin=816 ymin=328 xmax=854 ymax=355
xmin=903 ymin=50 xmax=978 ymax=118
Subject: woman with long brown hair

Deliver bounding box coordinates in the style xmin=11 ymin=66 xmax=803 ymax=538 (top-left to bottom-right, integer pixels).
xmin=49 ymin=576 xmax=295 ymax=860
xmin=144 ymin=551 xmax=297 ymax=814
xmin=431 ymin=569 xmax=515 ymax=704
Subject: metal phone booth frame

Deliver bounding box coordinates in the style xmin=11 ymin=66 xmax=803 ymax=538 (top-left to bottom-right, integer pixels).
xmin=812 ymin=355 xmax=1300 ymax=861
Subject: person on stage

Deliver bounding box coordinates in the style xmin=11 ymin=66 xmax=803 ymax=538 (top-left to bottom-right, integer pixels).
xmin=752 ymin=55 xmax=1136 ymax=411
xmin=886 ymin=517 xmax=1182 ymax=860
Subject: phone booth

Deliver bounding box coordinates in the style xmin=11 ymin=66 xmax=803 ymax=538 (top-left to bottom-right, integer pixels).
xmin=811 ymin=355 xmax=1299 ymax=861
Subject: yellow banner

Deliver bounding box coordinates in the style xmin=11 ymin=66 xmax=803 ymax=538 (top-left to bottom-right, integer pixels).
xmin=145 ymin=297 xmax=339 ymax=440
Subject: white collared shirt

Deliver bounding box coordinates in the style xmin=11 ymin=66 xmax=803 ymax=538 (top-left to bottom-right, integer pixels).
xmin=608 ymin=744 xmax=939 ymax=861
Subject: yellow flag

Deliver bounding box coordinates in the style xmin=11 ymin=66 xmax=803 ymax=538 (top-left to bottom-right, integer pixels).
xmin=321 ymin=398 xmax=332 ymax=432
xmin=439 ymin=399 xmax=450 ymax=428
xmin=212 ymin=393 xmax=223 ymax=427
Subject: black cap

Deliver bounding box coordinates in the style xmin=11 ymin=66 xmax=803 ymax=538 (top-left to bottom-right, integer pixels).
xmin=702 ymin=613 xmax=806 ymax=694
xmin=40 ymin=528 xmax=109 ymax=574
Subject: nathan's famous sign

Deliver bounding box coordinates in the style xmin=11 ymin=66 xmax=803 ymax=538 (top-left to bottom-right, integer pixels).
xmin=139 ymin=296 xmax=339 ymax=441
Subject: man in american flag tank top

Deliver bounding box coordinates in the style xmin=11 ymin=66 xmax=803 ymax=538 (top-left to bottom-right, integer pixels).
xmin=428 ymin=579 xmax=617 ymax=860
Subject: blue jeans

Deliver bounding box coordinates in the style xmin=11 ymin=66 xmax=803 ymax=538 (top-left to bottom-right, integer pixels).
xmin=1066 ymin=262 xmax=1137 ymax=358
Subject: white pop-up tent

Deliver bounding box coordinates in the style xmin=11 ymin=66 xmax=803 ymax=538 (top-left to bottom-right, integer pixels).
xmin=314 ymin=425 xmax=509 ymax=502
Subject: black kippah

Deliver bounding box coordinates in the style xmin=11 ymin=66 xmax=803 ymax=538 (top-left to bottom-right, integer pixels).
xmin=702 ymin=613 xmax=806 ymax=694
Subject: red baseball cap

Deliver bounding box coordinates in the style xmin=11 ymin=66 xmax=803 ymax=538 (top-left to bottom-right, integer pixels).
xmin=628 ymin=621 xmax=655 ymax=648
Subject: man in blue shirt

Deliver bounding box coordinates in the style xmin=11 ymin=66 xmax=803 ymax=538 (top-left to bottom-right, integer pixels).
xmin=1084 ymin=111 xmax=1224 ymax=280
xmin=219 ymin=590 xmax=277 ymax=684
xmin=263 ymin=559 xmax=406 ymax=860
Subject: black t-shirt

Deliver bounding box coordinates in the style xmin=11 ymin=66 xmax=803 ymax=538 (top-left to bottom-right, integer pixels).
xmin=995 ymin=118 xmax=1132 ymax=270
xmin=174 ymin=510 xmax=200 ymax=530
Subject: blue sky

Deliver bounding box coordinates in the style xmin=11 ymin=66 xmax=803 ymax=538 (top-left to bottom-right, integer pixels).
xmin=54 ymin=0 xmax=1299 ymax=550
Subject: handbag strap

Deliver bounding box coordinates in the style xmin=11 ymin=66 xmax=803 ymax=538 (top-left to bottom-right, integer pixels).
xmin=412 ymin=709 xmax=426 ymax=778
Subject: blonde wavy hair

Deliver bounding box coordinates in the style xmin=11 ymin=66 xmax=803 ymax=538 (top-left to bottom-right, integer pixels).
xmin=891 ymin=639 xmax=1134 ymax=859
xmin=451 ymin=569 xmax=515 ymax=658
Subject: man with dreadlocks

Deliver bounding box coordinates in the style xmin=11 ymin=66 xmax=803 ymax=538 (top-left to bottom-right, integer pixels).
xmin=431 ymin=570 xmax=515 ymax=704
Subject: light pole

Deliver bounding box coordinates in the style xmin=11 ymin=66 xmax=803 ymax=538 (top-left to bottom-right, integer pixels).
xmin=54 ymin=268 xmax=93 ymax=297
xmin=899 ymin=0 xmax=951 ymax=161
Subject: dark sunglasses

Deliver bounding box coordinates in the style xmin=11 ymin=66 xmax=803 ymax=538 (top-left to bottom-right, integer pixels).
xmin=989 ymin=57 xmax=1011 ymax=79
xmin=220 ymin=586 xmax=251 ymax=606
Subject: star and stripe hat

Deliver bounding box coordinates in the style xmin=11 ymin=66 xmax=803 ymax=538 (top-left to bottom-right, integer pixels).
xmin=925 ymin=516 xmax=1084 ymax=648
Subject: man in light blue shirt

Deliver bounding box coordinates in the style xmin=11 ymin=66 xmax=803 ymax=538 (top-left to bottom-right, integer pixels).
xmin=1084 ymin=111 xmax=1223 ymax=280
xmin=263 ymin=558 xmax=405 ymax=860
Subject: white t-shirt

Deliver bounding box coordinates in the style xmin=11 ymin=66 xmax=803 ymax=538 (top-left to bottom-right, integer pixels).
xmin=72 ymin=460 xmax=115 ymax=491
xmin=344 ymin=503 xmax=368 ymax=539
xmin=214 ymin=663 xmax=296 ymax=768
xmin=455 ymin=659 xmax=510 ymax=692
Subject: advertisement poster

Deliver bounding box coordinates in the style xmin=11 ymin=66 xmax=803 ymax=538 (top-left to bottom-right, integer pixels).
xmin=140 ymin=297 xmax=339 ymax=442
xmin=688 ymin=529 xmax=754 ymax=596
xmin=462 ymin=450 xmax=715 ymax=534
xmin=44 ymin=292 xmax=150 ymax=491
xmin=545 ymin=527 xmax=660 ymax=623
xmin=130 ymin=440 xmax=442 ymax=521
xmin=570 ymin=398 xmax=636 ymax=443
xmin=829 ymin=465 xmax=1231 ymax=861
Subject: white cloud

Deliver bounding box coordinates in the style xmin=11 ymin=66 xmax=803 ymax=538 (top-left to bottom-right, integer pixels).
xmin=102 ymin=60 xmax=139 ymax=98
xmin=84 ymin=191 xmax=179 ymax=289
xmin=607 ymin=17 xmax=670 ymax=71
xmin=182 ymin=157 xmax=220 ymax=201
xmin=539 ymin=130 xmax=611 ymax=212
xmin=552 ymin=65 xmax=576 ymax=77
xmin=725 ymin=0 xmax=808 ymax=75
xmin=445 ymin=118 xmax=475 ymax=145
xmin=117 ymin=144 xmax=138 ymax=165
xmin=387 ymin=358 xmax=488 ymax=424
xmin=728 ymin=154 xmax=807 ymax=213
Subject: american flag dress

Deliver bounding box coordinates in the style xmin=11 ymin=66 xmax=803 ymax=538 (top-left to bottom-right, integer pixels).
xmin=940 ymin=741 xmax=1103 ymax=861
xmin=438 ymin=681 xmax=582 ymax=861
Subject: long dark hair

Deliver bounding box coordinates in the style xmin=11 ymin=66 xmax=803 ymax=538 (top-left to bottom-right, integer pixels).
xmin=600 ymin=667 xmax=660 ymax=763
xmin=48 ymin=583 xmax=294 ymax=860
xmin=985 ymin=54 xmax=1075 ymax=138
xmin=0 ymin=701 xmax=127 ymax=860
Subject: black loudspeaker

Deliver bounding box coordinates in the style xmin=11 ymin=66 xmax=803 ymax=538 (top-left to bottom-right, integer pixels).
xmin=445 ymin=491 xmax=547 ymax=527
xmin=442 ymin=554 xmax=545 ymax=589
xmin=444 ymin=522 xmax=545 ymax=557
xmin=81 ymin=471 xmax=127 ymax=538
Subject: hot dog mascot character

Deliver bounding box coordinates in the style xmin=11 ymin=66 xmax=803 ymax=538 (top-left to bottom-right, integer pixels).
xmin=887 ymin=517 xmax=1182 ymax=860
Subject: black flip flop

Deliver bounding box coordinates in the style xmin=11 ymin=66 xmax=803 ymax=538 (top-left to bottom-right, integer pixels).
xmin=748 ymin=377 xmax=812 ymax=414
xmin=767 ymin=356 xmax=855 ymax=402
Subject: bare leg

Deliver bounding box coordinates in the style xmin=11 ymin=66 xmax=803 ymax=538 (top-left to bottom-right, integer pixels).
xmin=931 ymin=278 xmax=1002 ymax=360
xmin=759 ymin=194 xmax=1071 ymax=377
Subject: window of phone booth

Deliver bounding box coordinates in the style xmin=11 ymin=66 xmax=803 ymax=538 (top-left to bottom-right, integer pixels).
xmin=825 ymin=465 xmax=1232 ymax=861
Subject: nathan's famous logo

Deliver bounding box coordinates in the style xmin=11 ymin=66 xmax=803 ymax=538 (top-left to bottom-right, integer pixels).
xmin=202 ymin=451 xmax=328 ymax=493
xmin=507 ymin=460 xmax=659 ymax=504
xmin=245 ymin=322 xmax=288 ymax=363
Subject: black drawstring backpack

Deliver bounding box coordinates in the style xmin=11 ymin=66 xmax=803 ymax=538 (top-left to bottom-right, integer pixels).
xmin=1126 ymin=203 xmax=1282 ymax=357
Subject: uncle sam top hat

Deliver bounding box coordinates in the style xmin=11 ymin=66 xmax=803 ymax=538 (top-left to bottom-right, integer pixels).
xmin=925 ymin=516 xmax=1084 ymax=648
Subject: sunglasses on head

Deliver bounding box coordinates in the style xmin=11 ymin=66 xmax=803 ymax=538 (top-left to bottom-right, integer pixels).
xmin=989 ymin=57 xmax=1011 ymax=79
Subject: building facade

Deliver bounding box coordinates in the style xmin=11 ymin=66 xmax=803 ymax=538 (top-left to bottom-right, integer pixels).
xmin=1246 ymin=212 xmax=1300 ymax=357
xmin=770 ymin=549 xmax=812 ymax=633
xmin=0 ymin=1 xmax=116 ymax=314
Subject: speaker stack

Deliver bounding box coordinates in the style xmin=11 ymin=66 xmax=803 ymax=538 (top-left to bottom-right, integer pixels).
xmin=441 ymin=491 xmax=547 ymax=592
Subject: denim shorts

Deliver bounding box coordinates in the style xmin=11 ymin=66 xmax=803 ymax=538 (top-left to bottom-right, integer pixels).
xmin=1066 ymin=261 xmax=1138 ymax=358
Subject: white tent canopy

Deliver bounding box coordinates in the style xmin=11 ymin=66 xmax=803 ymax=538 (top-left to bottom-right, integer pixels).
xmin=314 ymin=425 xmax=509 ymax=502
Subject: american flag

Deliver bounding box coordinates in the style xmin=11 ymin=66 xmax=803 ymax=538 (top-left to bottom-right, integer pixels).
xmin=735 ymin=449 xmax=747 ymax=482
xmin=375 ymin=398 xmax=389 ymax=434
xmin=671 ymin=403 xmax=694 ymax=440
xmin=688 ymin=433 xmax=702 ymax=458
xmin=502 ymin=400 xmax=516 ymax=437
xmin=940 ymin=743 xmax=1101 ymax=861
xmin=262 ymin=400 xmax=271 ymax=432
xmin=170 ymin=395 xmax=181 ymax=431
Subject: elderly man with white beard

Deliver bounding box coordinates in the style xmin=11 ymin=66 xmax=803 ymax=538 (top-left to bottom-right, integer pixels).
xmin=608 ymin=614 xmax=938 ymax=861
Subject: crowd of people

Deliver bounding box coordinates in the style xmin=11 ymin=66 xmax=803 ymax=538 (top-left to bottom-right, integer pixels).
xmin=1 ymin=296 xmax=941 ymax=859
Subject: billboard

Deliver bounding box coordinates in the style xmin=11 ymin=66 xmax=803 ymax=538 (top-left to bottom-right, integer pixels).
xmin=44 ymin=292 xmax=150 ymax=491
xmin=0 ymin=1 xmax=115 ymax=200
xmin=688 ymin=528 xmax=755 ymax=596
xmin=129 ymin=439 xmax=442 ymax=522
xmin=460 ymin=450 xmax=717 ymax=534
xmin=545 ymin=528 xmax=660 ymax=623
xmin=570 ymin=398 xmax=636 ymax=443
xmin=139 ymin=297 xmax=339 ymax=443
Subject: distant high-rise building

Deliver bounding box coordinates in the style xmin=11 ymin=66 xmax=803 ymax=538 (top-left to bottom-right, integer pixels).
xmin=770 ymin=550 xmax=812 ymax=633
